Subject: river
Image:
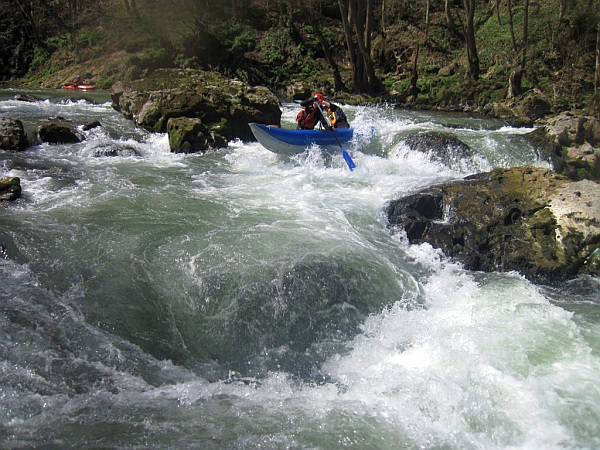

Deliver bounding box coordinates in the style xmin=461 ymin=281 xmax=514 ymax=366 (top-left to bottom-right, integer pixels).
xmin=1 ymin=89 xmax=599 ymax=449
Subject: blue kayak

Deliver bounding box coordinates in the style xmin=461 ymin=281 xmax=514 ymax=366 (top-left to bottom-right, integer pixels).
xmin=249 ymin=122 xmax=354 ymax=155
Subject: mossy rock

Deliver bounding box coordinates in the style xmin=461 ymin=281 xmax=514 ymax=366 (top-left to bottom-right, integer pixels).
xmin=387 ymin=166 xmax=599 ymax=285
xmin=167 ymin=117 xmax=227 ymax=153
xmin=110 ymin=68 xmax=282 ymax=150
xmin=0 ymin=177 xmax=21 ymax=201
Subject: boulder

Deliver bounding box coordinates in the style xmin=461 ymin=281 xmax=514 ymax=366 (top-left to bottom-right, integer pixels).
xmin=386 ymin=166 xmax=600 ymax=285
xmin=167 ymin=117 xmax=226 ymax=153
xmin=539 ymin=112 xmax=600 ymax=180
xmin=0 ymin=176 xmax=21 ymax=201
xmin=438 ymin=62 xmax=458 ymax=77
xmin=0 ymin=117 xmax=28 ymax=151
xmin=110 ymin=69 xmax=282 ymax=153
xmin=38 ymin=120 xmax=82 ymax=144
xmin=517 ymin=90 xmax=553 ymax=121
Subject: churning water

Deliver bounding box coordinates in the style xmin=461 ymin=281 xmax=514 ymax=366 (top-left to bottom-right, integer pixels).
xmin=1 ymin=89 xmax=599 ymax=449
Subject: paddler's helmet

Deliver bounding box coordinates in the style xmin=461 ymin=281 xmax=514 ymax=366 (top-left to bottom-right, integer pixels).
xmin=315 ymin=92 xmax=324 ymax=102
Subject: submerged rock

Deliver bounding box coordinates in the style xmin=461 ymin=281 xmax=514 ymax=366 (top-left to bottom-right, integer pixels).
xmin=91 ymin=143 xmax=141 ymax=157
xmin=403 ymin=131 xmax=481 ymax=171
xmin=386 ymin=166 xmax=600 ymax=285
xmin=13 ymin=93 xmax=41 ymax=103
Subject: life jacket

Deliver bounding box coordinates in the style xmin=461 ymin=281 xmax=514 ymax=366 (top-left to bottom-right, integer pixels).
xmin=296 ymin=108 xmax=319 ymax=129
xmin=327 ymin=107 xmax=348 ymax=128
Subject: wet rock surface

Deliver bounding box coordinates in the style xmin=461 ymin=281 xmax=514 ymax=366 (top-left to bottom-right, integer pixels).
xmin=387 ymin=166 xmax=600 ymax=285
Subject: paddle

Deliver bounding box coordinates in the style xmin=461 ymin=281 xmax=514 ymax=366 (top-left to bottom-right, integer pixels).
xmin=316 ymin=102 xmax=356 ymax=171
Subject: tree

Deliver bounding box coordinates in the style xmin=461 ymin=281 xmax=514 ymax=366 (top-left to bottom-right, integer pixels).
xmin=307 ymin=12 xmax=346 ymax=91
xmin=338 ymin=0 xmax=383 ymax=94
xmin=408 ymin=0 xmax=432 ymax=101
xmin=595 ymin=16 xmax=600 ymax=98
xmin=463 ymin=0 xmax=480 ymax=81
xmin=445 ymin=0 xmax=455 ymax=32
xmin=506 ymin=0 xmax=530 ymax=100
xmin=0 ymin=0 xmax=104 ymax=79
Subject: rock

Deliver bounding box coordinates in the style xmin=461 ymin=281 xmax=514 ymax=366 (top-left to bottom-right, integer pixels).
xmin=438 ymin=62 xmax=458 ymax=77
xmin=518 ymin=90 xmax=552 ymax=120
xmin=167 ymin=117 xmax=226 ymax=153
xmin=110 ymin=69 xmax=282 ymax=153
xmin=386 ymin=166 xmax=600 ymax=284
xmin=91 ymin=143 xmax=141 ymax=157
xmin=403 ymin=131 xmax=482 ymax=171
xmin=491 ymin=90 xmax=552 ymax=126
xmin=14 ymin=94 xmax=40 ymax=102
xmin=539 ymin=112 xmax=600 ymax=180
xmin=0 ymin=117 xmax=29 ymax=151
xmin=491 ymin=102 xmax=535 ymax=127
xmin=38 ymin=120 xmax=82 ymax=144
xmin=523 ymin=127 xmax=566 ymax=172
xmin=0 ymin=176 xmax=21 ymax=201
xmin=82 ymin=120 xmax=102 ymax=131
xmin=545 ymin=112 xmax=586 ymax=146
xmin=286 ymin=82 xmax=312 ymax=101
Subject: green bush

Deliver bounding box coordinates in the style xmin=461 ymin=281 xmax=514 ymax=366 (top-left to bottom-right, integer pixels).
xmin=29 ymin=47 xmax=49 ymax=71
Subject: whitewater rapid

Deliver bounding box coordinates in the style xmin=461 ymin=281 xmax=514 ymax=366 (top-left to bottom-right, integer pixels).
xmin=0 ymin=90 xmax=598 ymax=449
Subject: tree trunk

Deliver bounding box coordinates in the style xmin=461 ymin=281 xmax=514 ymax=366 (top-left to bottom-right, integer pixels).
xmin=425 ymin=0 xmax=431 ymax=40
xmin=445 ymin=0 xmax=455 ymax=31
xmin=124 ymin=0 xmax=139 ymax=19
xmin=381 ymin=0 xmax=386 ymax=37
xmin=507 ymin=67 xmax=522 ymax=100
xmin=505 ymin=0 xmax=529 ymax=99
xmin=365 ymin=0 xmax=373 ymax=55
xmin=350 ymin=0 xmax=379 ymax=92
xmin=521 ymin=0 xmax=529 ymax=72
xmin=595 ymin=17 xmax=600 ymax=96
xmin=408 ymin=44 xmax=420 ymax=101
xmin=493 ymin=0 xmax=501 ymax=25
xmin=338 ymin=0 xmax=382 ymax=94
xmin=463 ymin=0 xmax=480 ymax=80
xmin=338 ymin=0 xmax=358 ymax=89
xmin=348 ymin=0 xmax=367 ymax=89
xmin=507 ymin=0 xmax=518 ymax=58
xmin=308 ymin=15 xmax=346 ymax=92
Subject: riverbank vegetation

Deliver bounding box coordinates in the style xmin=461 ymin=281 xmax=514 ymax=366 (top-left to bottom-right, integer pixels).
xmin=2 ymin=0 xmax=599 ymax=117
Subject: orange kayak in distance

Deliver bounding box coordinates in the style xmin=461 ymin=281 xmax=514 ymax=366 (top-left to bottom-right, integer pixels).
xmin=61 ymin=84 xmax=96 ymax=90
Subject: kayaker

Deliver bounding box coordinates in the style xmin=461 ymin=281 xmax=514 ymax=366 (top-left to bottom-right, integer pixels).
xmin=298 ymin=92 xmax=349 ymax=130
xmin=316 ymin=93 xmax=350 ymax=129
xmin=296 ymin=99 xmax=320 ymax=130
xmin=70 ymin=75 xmax=82 ymax=86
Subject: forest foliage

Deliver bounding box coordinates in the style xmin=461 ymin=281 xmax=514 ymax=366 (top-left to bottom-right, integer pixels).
xmin=1 ymin=0 xmax=599 ymax=115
